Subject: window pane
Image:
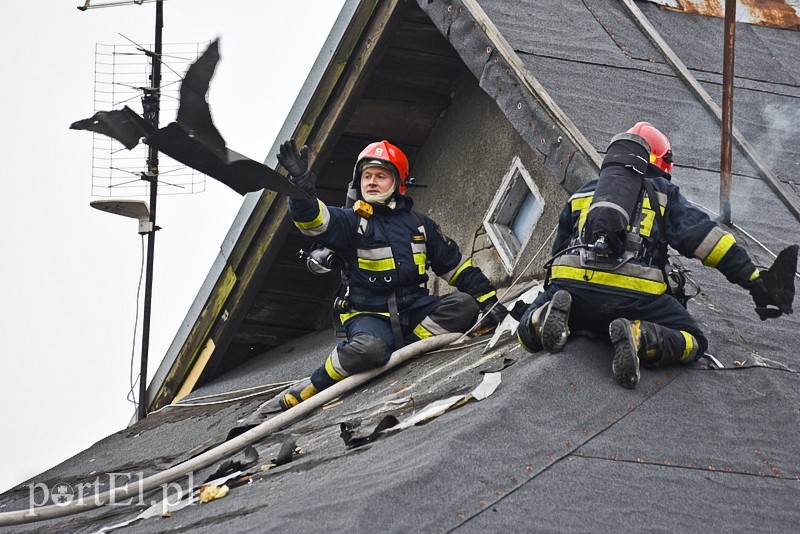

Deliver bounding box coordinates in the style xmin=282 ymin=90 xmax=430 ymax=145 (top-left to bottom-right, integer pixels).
xmin=511 ymin=191 xmax=541 ymax=241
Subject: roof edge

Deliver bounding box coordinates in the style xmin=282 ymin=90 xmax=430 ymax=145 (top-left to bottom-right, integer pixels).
xmin=146 ymin=0 xmax=369 ymax=415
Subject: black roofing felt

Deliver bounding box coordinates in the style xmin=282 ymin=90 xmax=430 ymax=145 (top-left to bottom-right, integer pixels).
xmin=482 ymin=0 xmax=800 ymax=189
xmin=2 ymin=0 xmax=800 ymax=532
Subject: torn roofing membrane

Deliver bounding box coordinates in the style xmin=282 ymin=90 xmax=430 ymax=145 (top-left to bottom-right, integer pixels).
xmin=1 ymin=0 xmax=800 ymax=531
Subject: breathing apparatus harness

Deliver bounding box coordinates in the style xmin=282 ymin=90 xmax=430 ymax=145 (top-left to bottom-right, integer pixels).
xmin=543 ymin=136 xmax=698 ymax=306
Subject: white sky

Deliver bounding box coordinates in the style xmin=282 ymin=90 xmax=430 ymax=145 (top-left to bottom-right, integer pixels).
xmin=0 ymin=0 xmax=346 ymax=493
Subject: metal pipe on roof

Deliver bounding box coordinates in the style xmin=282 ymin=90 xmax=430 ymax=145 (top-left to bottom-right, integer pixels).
xmin=719 ymin=0 xmax=736 ymax=225
xmin=0 ymin=333 xmax=461 ymax=526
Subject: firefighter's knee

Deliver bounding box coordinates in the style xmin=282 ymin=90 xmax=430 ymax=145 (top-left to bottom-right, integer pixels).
xmin=446 ymin=292 xmax=479 ymax=331
xmin=337 ymin=333 xmax=389 ymax=374
xmin=414 ymin=293 xmax=479 ymax=339
xmin=438 ymin=292 xmax=479 ymax=329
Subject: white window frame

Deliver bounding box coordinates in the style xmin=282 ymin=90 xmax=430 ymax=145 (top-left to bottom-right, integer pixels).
xmin=483 ymin=156 xmax=545 ymax=275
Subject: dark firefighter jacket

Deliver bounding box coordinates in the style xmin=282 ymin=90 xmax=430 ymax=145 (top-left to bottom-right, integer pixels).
xmin=549 ymin=176 xmax=759 ymax=297
xmin=288 ymin=194 xmax=496 ymax=314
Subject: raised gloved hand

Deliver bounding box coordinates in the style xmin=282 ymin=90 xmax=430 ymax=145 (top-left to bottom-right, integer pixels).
xmin=277 ymin=139 xmax=316 ymax=196
xmin=744 ymin=245 xmax=798 ymax=321
xmin=479 ymin=296 xmax=510 ymax=329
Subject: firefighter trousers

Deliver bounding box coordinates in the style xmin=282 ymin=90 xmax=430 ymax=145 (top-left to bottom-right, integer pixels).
xmin=310 ymin=291 xmax=479 ymax=391
xmin=521 ymin=282 xmax=708 ymax=366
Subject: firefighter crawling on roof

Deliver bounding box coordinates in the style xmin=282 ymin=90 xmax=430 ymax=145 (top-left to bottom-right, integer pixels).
xmin=266 ymin=138 xmax=508 ymax=410
xmin=517 ymin=122 xmax=797 ymax=389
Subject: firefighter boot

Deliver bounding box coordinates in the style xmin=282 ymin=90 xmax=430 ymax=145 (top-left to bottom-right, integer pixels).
xmin=609 ymin=319 xmax=702 ymax=389
xmin=609 ymin=318 xmax=642 ymax=389
xmin=540 ymin=290 xmax=572 ymax=353
xmin=278 ymin=377 xmax=319 ymax=410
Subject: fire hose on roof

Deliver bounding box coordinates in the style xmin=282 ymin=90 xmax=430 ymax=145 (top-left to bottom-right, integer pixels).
xmin=0 ymin=333 xmax=462 ymax=526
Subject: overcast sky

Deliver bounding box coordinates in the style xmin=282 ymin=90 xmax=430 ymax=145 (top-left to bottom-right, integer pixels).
xmin=0 ymin=0 xmax=346 ymax=493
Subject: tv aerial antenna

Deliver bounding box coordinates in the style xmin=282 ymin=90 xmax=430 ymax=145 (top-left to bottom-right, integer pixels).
xmin=80 ymin=0 xmax=205 ymax=422
xmin=89 ymin=28 xmax=206 ymax=196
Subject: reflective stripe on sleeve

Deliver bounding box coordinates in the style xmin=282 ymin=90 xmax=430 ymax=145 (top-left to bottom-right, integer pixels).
xmin=293 ymin=199 xmax=331 ymax=237
xmin=445 ymin=256 xmax=472 ymax=285
xmin=476 ymin=290 xmax=497 ymax=303
xmin=693 ymin=227 xmax=735 ymax=267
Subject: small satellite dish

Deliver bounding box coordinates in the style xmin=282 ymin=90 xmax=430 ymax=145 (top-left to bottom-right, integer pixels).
xmin=90 ymin=199 xmax=153 ymax=234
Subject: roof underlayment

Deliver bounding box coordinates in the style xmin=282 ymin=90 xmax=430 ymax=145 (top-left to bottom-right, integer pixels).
xmin=1 ymin=1 xmax=799 ymax=531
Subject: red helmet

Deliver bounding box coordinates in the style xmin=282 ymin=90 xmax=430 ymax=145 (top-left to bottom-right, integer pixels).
xmin=354 ymin=140 xmax=410 ymax=195
xmin=627 ymin=122 xmax=673 ymax=174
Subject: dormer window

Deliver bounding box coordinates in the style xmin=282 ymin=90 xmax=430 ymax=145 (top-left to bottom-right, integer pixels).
xmin=483 ymin=156 xmax=544 ymax=274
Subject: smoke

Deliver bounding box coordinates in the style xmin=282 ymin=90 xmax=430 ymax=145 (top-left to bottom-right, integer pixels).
xmin=757 ymin=101 xmax=800 ymax=181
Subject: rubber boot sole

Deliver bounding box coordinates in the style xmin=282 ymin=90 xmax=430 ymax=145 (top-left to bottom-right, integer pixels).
xmin=541 ymin=290 xmax=572 ymax=353
xmin=609 ymin=318 xmax=641 ymax=389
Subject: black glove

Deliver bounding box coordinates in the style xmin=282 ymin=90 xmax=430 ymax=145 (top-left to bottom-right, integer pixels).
xmin=277 ymin=139 xmax=316 ymax=196
xmin=744 ymin=245 xmax=798 ymax=321
xmin=479 ymin=297 xmax=509 ymax=328
xmin=746 ymin=279 xmax=782 ymax=320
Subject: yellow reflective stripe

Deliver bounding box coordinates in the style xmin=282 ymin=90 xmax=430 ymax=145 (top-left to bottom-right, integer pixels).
xmin=413 ymin=323 xmax=434 ymax=339
xmin=413 ymin=253 xmax=427 ymax=275
xmin=325 ymin=355 xmax=346 ymax=381
xmin=293 ymin=199 xmax=330 ymax=236
xmin=572 ymin=193 xmax=669 ymax=235
xmin=571 ymin=195 xmax=593 ymax=231
xmin=550 ymin=265 xmax=668 ymax=294
xmin=749 ymin=268 xmax=761 ymax=282
xmin=702 ymin=233 xmax=736 ymax=267
xmin=642 ymin=196 xmax=667 ymax=214
xmin=339 ymin=311 xmax=391 ymax=324
xmin=638 ymin=197 xmax=666 ymax=238
xmin=476 ymin=290 xmax=497 ymax=303
xmin=300 ymin=383 xmax=319 ymax=400
xmin=679 ymin=331 xmax=695 ymax=362
xmin=358 ymin=257 xmax=396 ymax=271
xmin=448 ymin=257 xmax=473 ymax=285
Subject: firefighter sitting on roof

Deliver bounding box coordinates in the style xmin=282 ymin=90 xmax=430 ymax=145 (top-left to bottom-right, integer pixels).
xmin=270 ymin=138 xmax=508 ymax=410
xmin=517 ymin=122 xmax=797 ymax=389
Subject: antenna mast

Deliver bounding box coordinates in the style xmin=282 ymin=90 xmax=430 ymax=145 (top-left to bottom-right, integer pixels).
xmin=137 ymin=0 xmax=163 ymax=421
